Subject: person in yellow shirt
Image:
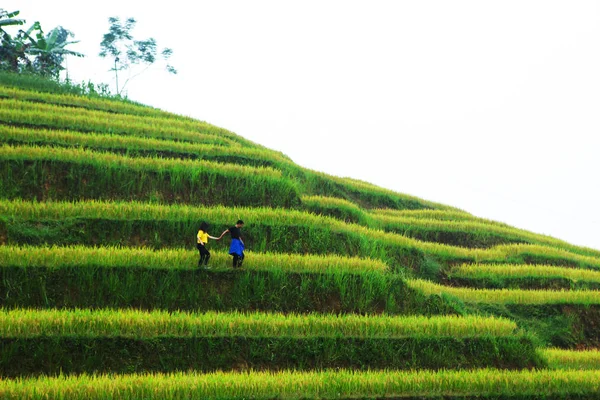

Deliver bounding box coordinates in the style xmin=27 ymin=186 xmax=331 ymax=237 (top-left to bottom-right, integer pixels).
xmin=197 ymin=221 xmax=219 ymax=268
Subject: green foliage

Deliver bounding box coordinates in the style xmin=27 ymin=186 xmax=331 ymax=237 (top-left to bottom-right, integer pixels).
xmin=0 ymin=10 xmax=24 ymax=31
xmin=0 ymin=11 xmax=82 ymax=77
xmin=0 ymin=10 xmax=27 ymax=73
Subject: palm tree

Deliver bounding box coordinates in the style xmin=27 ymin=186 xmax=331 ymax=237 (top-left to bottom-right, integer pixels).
xmin=19 ymin=22 xmax=84 ymax=77
xmin=0 ymin=9 xmax=27 ymax=72
xmin=0 ymin=9 xmax=24 ymax=32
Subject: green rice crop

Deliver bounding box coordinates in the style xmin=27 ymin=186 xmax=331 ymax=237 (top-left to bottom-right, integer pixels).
xmin=301 ymin=195 xmax=363 ymax=211
xmin=301 ymin=195 xmax=368 ymax=223
xmin=372 ymin=208 xmax=509 ymax=226
xmin=2 ymin=369 xmax=600 ymax=399
xmin=453 ymin=263 xmax=600 ymax=282
xmin=0 ymin=199 xmax=476 ymax=261
xmin=542 ymin=348 xmax=600 ymax=370
xmin=475 ymin=243 xmax=600 ymax=270
xmin=0 ymin=125 xmax=294 ymax=168
xmin=301 ymin=200 xmax=600 ymax=258
xmin=0 ymin=245 xmax=388 ymax=274
xmin=0 ymin=309 xmax=517 ymax=338
xmin=408 ymin=279 xmax=600 ymax=305
xmin=301 ymin=197 xmax=600 ymax=259
xmin=0 ymin=144 xmax=282 ymax=178
xmin=339 ymin=175 xmax=460 ymax=211
xmin=0 ymin=98 xmax=242 ymax=146
xmin=302 ymin=169 xmax=458 ymax=211
xmin=0 ymin=92 xmax=259 ymax=149
xmin=0 ymin=146 xmax=302 ymax=207
xmin=0 ymin=85 xmax=188 ymax=119
xmin=4 ymin=199 xmax=600 ymax=269
xmin=369 ymin=213 xmax=600 ymax=258
xmin=0 ymin=71 xmax=114 ymax=96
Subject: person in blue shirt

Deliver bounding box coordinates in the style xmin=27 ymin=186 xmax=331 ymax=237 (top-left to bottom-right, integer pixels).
xmin=218 ymin=220 xmax=245 ymax=268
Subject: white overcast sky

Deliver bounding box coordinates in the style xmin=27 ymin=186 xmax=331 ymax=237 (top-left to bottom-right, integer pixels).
xmin=7 ymin=1 xmax=600 ymax=250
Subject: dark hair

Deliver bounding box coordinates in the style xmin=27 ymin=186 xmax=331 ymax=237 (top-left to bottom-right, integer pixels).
xmin=236 ymin=220 xmax=244 ymax=225
xmin=199 ymin=221 xmax=209 ymax=231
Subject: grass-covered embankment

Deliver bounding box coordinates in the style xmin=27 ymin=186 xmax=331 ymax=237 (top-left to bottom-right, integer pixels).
xmin=0 ymin=246 xmax=437 ymax=314
xmin=410 ymin=279 xmax=600 ymax=305
xmin=0 ymin=125 xmax=294 ymax=169
xmin=0 ymin=309 xmax=537 ymax=375
xmin=542 ymin=348 xmax=600 ymax=370
xmin=3 ymin=200 xmax=600 ymax=274
xmin=0 ymin=145 xmax=300 ymax=207
xmin=449 ymin=263 xmax=600 ymax=290
xmin=0 ymin=98 xmax=255 ymax=147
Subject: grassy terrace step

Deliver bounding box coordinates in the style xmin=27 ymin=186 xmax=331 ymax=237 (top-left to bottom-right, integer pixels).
xmin=301 ymin=196 xmax=600 ymax=256
xmin=410 ymin=279 xmax=600 ymax=305
xmin=0 ymin=245 xmax=388 ymax=274
xmin=0 ymin=246 xmax=429 ymax=313
xmin=3 ymin=200 xmax=600 ymax=273
xmin=0 ymin=309 xmax=518 ymax=338
xmin=373 ymin=208 xmax=506 ymax=224
xmin=0 ymin=85 xmax=204 ymax=120
xmin=0 ymin=98 xmax=241 ymax=146
xmin=0 ymin=310 xmax=537 ymax=375
xmin=301 ymin=171 xmax=457 ymax=211
xmin=0 ymin=72 xmax=121 ymax=96
xmin=0 ymin=125 xmax=294 ymax=169
xmin=0 ymin=199 xmax=456 ymax=272
xmin=2 ymin=369 xmax=600 ymax=400
xmin=449 ymin=263 xmax=600 ymax=290
xmin=0 ymin=126 xmax=458 ymax=213
xmin=301 ymin=195 xmax=369 ymax=224
xmin=542 ymin=348 xmax=600 ymax=370
xmin=371 ymin=209 xmax=600 ymax=259
xmin=0 ymin=91 xmax=263 ymax=149
xmin=369 ymin=214 xmax=600 ymax=258
xmin=487 ymin=244 xmax=600 ymax=270
xmin=407 ymin=282 xmax=600 ymax=346
xmin=0 ymin=145 xmax=300 ymax=207
xmin=371 ymin=215 xmax=530 ymax=249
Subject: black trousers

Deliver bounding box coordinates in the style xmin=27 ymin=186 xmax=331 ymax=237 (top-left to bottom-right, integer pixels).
xmin=232 ymin=252 xmax=244 ymax=268
xmin=197 ymin=243 xmax=210 ymax=266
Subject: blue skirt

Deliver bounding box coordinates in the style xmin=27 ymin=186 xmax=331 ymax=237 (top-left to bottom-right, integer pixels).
xmin=229 ymin=239 xmax=245 ymax=256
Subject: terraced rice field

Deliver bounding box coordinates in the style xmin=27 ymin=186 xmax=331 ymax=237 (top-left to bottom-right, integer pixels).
xmin=1 ymin=72 xmax=600 ymax=398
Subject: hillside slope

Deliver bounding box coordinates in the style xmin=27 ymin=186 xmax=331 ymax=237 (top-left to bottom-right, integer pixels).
xmin=1 ymin=72 xmax=600 ymax=399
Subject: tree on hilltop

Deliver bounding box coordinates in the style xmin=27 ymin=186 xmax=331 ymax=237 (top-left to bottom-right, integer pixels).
xmin=99 ymin=16 xmax=177 ymax=96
